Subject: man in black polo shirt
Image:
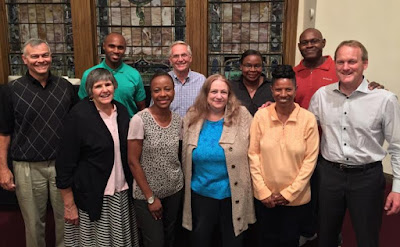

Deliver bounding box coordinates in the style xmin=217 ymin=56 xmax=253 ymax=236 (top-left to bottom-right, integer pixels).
xmin=0 ymin=38 xmax=76 ymax=247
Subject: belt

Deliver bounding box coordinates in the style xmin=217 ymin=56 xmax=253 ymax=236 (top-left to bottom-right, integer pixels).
xmin=323 ymin=158 xmax=381 ymax=172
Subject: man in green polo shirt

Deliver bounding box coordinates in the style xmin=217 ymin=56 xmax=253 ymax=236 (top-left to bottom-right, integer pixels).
xmin=78 ymin=33 xmax=146 ymax=117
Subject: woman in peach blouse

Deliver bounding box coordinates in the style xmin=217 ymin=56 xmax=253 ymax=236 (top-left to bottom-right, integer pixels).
xmin=248 ymin=65 xmax=319 ymax=247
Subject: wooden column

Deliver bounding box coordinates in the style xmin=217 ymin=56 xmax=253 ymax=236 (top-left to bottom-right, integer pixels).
xmin=0 ymin=0 xmax=10 ymax=84
xmin=70 ymin=0 xmax=97 ymax=79
xmin=186 ymin=0 xmax=208 ymax=76
xmin=283 ymin=0 xmax=299 ymax=66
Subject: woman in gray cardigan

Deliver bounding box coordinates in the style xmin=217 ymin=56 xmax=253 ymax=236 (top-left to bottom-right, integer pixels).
xmin=182 ymin=74 xmax=256 ymax=247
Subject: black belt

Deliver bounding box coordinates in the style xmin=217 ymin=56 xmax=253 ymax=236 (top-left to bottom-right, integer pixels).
xmin=323 ymin=157 xmax=381 ymax=172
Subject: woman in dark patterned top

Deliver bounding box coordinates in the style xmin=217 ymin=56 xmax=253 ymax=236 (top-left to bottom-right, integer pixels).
xmin=128 ymin=72 xmax=184 ymax=247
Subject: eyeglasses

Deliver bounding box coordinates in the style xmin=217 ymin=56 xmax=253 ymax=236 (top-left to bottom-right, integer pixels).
xmin=299 ymin=38 xmax=323 ymax=46
xmin=242 ymin=64 xmax=263 ymax=70
xmin=171 ymin=53 xmax=190 ymax=60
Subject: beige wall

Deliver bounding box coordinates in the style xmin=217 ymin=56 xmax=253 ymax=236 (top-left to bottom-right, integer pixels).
xmin=296 ymin=0 xmax=400 ymax=174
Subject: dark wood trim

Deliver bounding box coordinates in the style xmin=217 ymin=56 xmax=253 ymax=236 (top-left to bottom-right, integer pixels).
xmin=0 ymin=0 xmax=10 ymax=84
xmin=186 ymin=0 xmax=208 ymax=76
xmin=283 ymin=0 xmax=299 ymax=66
xmin=70 ymin=0 xmax=97 ymax=79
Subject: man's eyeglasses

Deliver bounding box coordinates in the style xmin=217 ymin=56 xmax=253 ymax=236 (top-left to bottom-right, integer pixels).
xmin=299 ymin=38 xmax=323 ymax=46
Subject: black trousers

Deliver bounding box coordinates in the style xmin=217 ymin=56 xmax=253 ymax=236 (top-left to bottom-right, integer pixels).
xmin=256 ymin=199 xmax=306 ymax=247
xmin=134 ymin=190 xmax=183 ymax=247
xmin=318 ymin=158 xmax=385 ymax=247
xmin=191 ymin=191 xmax=244 ymax=247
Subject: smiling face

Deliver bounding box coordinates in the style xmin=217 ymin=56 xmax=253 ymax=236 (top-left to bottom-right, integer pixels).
xmin=22 ymin=43 xmax=52 ymax=78
xmin=271 ymin=78 xmax=296 ymax=107
xmin=335 ymin=45 xmax=368 ymax=86
xmin=169 ymin=44 xmax=192 ymax=74
xmin=103 ymin=33 xmax=126 ymax=69
xmin=207 ymin=79 xmax=229 ymax=114
xmin=240 ymin=54 xmax=263 ymax=85
xmin=298 ymin=29 xmax=326 ymax=62
xmin=91 ymin=80 xmax=115 ymax=108
xmin=151 ymin=75 xmax=175 ymax=109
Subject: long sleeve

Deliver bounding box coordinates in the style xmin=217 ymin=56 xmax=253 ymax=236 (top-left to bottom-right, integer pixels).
xmin=56 ymin=110 xmax=81 ymax=189
xmin=280 ymin=116 xmax=319 ymax=202
xmin=248 ymin=113 xmax=272 ymax=201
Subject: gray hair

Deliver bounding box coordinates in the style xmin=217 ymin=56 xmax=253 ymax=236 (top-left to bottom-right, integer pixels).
xmin=335 ymin=40 xmax=368 ymax=62
xmin=169 ymin=40 xmax=192 ymax=57
xmin=22 ymin=38 xmax=51 ymax=55
xmin=85 ymin=68 xmax=118 ymax=98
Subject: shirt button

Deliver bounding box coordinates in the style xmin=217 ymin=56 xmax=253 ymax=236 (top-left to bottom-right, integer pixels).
xmin=232 ymin=165 xmax=236 ymax=169
xmin=343 ymin=127 xmax=346 ymax=130
xmin=229 ymin=147 xmax=233 ymax=151
xmin=346 ymin=158 xmax=349 ymax=161
xmin=235 ymin=200 xmax=239 ymax=204
xmin=344 ymin=112 xmax=347 ymax=115
xmin=344 ymin=143 xmax=347 ymax=146
xmin=234 ymin=182 xmax=238 ymax=186
xmin=237 ymin=217 xmax=241 ymax=221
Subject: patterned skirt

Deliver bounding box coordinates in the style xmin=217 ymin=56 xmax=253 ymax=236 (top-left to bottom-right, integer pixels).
xmin=64 ymin=190 xmax=140 ymax=247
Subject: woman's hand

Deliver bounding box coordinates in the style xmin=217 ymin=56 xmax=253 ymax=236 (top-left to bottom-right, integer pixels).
xmin=148 ymin=197 xmax=163 ymax=220
xmin=272 ymin=193 xmax=289 ymax=206
xmin=64 ymin=203 xmax=79 ymax=225
xmin=261 ymin=196 xmax=276 ymax=208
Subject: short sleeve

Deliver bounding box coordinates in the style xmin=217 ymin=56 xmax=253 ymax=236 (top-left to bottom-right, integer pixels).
xmin=133 ymin=72 xmax=146 ymax=102
xmin=127 ymin=114 xmax=145 ymax=140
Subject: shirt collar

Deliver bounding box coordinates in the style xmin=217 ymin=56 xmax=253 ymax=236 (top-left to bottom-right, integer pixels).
xmin=171 ymin=69 xmax=192 ymax=82
xmin=25 ymin=70 xmax=54 ymax=88
xmin=101 ymin=59 xmax=124 ymax=73
xmin=332 ymin=77 xmax=369 ymax=95
xmin=268 ymin=102 xmax=301 ymax=123
xmin=296 ymin=55 xmax=334 ymax=72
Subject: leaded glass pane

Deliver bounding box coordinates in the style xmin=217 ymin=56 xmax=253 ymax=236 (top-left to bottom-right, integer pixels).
xmin=5 ymin=0 xmax=75 ymax=77
xmin=208 ymin=0 xmax=284 ymax=80
xmin=96 ymin=0 xmax=186 ymax=86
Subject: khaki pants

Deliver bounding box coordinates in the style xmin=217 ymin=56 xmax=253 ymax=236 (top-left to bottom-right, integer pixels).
xmin=14 ymin=160 xmax=64 ymax=247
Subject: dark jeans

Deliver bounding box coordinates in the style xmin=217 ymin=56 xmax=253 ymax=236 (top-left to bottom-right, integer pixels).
xmin=134 ymin=190 xmax=183 ymax=247
xmin=318 ymin=158 xmax=385 ymax=247
xmin=256 ymin=199 xmax=306 ymax=247
xmin=191 ymin=191 xmax=244 ymax=247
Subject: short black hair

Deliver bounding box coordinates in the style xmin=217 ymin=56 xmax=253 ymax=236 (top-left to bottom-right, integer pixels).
xmin=239 ymin=49 xmax=263 ymax=64
xmin=271 ymin=65 xmax=296 ymax=87
xmin=150 ymin=71 xmax=174 ymax=89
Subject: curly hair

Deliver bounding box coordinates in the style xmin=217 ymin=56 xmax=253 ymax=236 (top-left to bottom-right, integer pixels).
xmin=271 ymin=65 xmax=296 ymax=87
xmin=187 ymin=74 xmax=242 ymax=127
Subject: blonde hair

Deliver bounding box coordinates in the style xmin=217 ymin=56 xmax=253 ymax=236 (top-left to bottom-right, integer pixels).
xmin=187 ymin=74 xmax=241 ymax=127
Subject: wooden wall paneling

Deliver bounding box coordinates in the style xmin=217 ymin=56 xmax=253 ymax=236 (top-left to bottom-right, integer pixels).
xmin=70 ymin=0 xmax=97 ymax=79
xmin=0 ymin=0 xmax=10 ymax=84
xmin=283 ymin=0 xmax=299 ymax=66
xmin=185 ymin=0 xmax=208 ymax=76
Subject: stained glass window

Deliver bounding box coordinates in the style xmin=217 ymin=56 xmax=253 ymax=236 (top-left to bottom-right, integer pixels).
xmin=96 ymin=0 xmax=186 ymax=86
xmin=208 ymin=0 xmax=284 ymax=80
xmin=5 ymin=0 xmax=75 ymax=77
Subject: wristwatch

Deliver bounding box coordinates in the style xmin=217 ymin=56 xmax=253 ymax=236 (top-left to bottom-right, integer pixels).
xmin=147 ymin=195 xmax=155 ymax=205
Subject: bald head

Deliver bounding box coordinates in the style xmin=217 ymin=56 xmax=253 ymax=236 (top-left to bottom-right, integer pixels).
xmin=298 ymin=28 xmax=326 ymax=65
xmin=102 ymin=32 xmax=126 ymax=69
xmin=299 ymin=28 xmax=323 ymax=42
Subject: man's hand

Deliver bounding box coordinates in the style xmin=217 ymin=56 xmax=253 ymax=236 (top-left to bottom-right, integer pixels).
xmin=384 ymin=191 xmax=400 ymax=215
xmin=261 ymin=195 xmax=276 ymax=208
xmin=148 ymin=197 xmax=163 ymax=220
xmin=0 ymin=167 xmax=16 ymax=191
xmin=368 ymin=81 xmax=384 ymax=90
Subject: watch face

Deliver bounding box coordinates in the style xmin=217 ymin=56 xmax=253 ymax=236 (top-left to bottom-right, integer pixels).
xmin=148 ymin=196 xmax=155 ymax=204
